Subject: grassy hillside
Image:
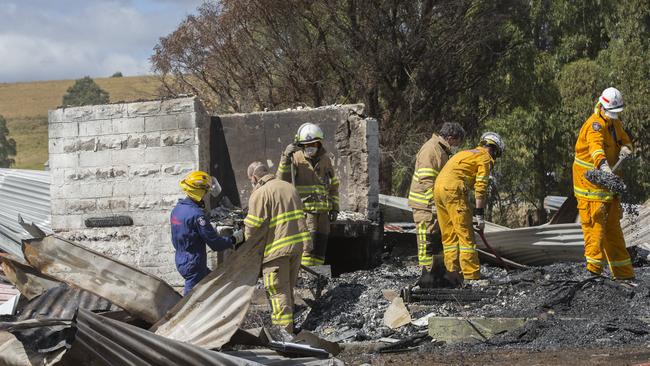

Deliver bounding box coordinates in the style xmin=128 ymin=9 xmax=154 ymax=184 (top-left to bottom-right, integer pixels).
xmin=0 ymin=75 xmax=162 ymax=169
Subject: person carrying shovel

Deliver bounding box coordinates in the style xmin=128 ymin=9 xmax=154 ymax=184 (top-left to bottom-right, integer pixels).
xmin=573 ymin=87 xmax=634 ymax=280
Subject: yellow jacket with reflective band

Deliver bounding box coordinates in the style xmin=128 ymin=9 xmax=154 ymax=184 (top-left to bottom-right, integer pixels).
xmin=244 ymin=174 xmax=310 ymax=263
xmin=277 ymin=148 xmax=340 ymax=213
xmin=572 ymin=110 xmax=631 ymax=202
xmin=435 ymin=146 xmax=494 ymax=200
xmin=408 ymin=133 xmax=451 ymax=209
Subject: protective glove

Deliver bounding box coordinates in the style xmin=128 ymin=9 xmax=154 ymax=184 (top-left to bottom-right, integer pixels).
xmin=472 ymin=208 xmax=485 ymax=232
xmin=328 ymin=210 xmax=338 ymax=222
xmin=619 ymin=146 xmax=632 ymax=160
xmin=283 ymin=143 xmax=301 ymax=157
xmin=232 ymin=229 xmax=245 ymax=246
xmin=599 ymin=161 xmax=613 ymax=173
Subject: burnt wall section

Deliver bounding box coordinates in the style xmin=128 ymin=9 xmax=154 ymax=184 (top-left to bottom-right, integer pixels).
xmin=48 ymin=97 xmax=210 ymax=285
xmin=217 ymin=104 xmax=379 ymax=220
xmin=208 ymin=117 xmax=240 ymax=207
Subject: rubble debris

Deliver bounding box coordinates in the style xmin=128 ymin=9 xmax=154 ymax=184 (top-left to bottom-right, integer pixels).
xmin=0 ymin=318 xmax=73 ymax=366
xmin=400 ymin=286 xmax=497 ymax=304
xmin=377 ymin=331 xmax=431 ymax=353
xmin=383 ymin=297 xmax=412 ymax=329
xmin=428 ymin=316 xmax=529 ymax=343
xmin=585 ymin=169 xmax=627 ymax=194
xmin=151 ymin=236 xmax=264 ymax=349
xmin=225 ymin=348 xmax=345 ymax=366
xmin=293 ymin=330 xmax=342 ymax=356
xmin=382 ymin=289 xmax=399 ymax=302
xmin=1 ymin=255 xmax=60 ymax=300
xmin=267 ymin=340 xmax=331 ymax=359
xmin=22 ymin=235 xmax=180 ymax=323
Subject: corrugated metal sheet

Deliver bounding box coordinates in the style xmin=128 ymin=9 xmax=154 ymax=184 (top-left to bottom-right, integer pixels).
xmin=1 ymin=255 xmax=60 ymax=300
xmin=544 ymin=196 xmax=568 ymax=212
xmin=622 ymin=201 xmax=650 ymax=248
xmin=0 ymin=169 xmax=51 ymax=259
xmin=0 ymin=283 xmax=19 ymax=304
xmin=152 ymin=235 xmax=264 ymax=349
xmin=480 ymin=223 xmax=585 ymax=265
xmin=18 ymin=284 xmax=117 ymax=320
xmin=23 ymin=235 xmax=181 ymax=324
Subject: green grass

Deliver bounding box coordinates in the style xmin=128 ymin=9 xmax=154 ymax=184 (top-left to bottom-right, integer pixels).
xmin=0 ymin=75 xmax=163 ymax=169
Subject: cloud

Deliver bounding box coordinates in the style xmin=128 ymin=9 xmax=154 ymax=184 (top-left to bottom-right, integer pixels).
xmin=0 ymin=0 xmax=204 ymax=82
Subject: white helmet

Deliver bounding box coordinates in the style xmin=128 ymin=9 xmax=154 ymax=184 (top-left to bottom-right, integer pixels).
xmin=295 ymin=123 xmax=324 ymax=145
xmin=480 ymin=131 xmax=505 ymax=157
xmin=599 ymin=87 xmax=624 ymax=114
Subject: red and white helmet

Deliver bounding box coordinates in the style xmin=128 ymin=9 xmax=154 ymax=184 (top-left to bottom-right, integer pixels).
xmin=599 ymin=87 xmax=624 ymax=113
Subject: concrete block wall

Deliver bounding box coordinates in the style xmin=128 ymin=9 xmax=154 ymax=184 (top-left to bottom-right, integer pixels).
xmin=48 ymin=97 xmax=210 ymax=285
xmin=217 ymin=104 xmax=380 ymax=221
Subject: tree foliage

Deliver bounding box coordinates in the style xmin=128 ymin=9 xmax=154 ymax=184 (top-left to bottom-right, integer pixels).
xmin=62 ymin=76 xmax=110 ymax=107
xmin=0 ymin=115 xmax=17 ymax=168
xmin=153 ymin=0 xmax=650 ymax=226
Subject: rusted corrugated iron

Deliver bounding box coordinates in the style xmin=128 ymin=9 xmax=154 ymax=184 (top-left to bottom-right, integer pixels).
xmin=18 ymin=284 xmax=117 ymax=320
xmin=152 ymin=236 xmax=264 ymax=349
xmin=23 ymin=235 xmax=181 ymax=323
xmin=1 ymin=255 xmax=60 ymax=300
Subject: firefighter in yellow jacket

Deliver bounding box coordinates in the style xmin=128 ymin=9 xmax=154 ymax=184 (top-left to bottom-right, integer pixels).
xmin=433 ymin=132 xmax=504 ymax=281
xmin=277 ymin=123 xmax=340 ymax=267
xmin=245 ymin=162 xmax=311 ymax=332
xmin=408 ymin=122 xmax=465 ymax=286
xmin=573 ymin=87 xmax=634 ymax=280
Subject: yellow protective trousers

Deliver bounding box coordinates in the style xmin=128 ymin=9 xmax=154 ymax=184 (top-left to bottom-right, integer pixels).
xmin=577 ymin=198 xmax=634 ymax=279
xmin=433 ymin=184 xmax=480 ymax=280
xmin=262 ymin=251 xmax=301 ymax=330
xmin=301 ymin=212 xmax=330 ymax=266
xmin=412 ymin=208 xmax=436 ymax=269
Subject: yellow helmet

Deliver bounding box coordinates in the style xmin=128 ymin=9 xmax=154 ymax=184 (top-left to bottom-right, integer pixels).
xmin=180 ymin=171 xmax=219 ymax=202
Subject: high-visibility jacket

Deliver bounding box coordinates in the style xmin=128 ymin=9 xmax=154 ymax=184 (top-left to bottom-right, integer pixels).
xmin=435 ymin=146 xmax=494 ymax=200
xmin=573 ymin=110 xmax=632 ymax=202
xmin=277 ymin=149 xmax=340 ymax=213
xmin=244 ymin=174 xmax=311 ymax=263
xmin=408 ymin=133 xmax=452 ymax=209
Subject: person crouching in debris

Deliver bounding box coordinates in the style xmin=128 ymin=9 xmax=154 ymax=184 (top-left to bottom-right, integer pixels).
xmin=277 ymin=123 xmax=339 ymax=267
xmin=171 ymin=171 xmax=245 ymax=296
xmin=245 ymin=162 xmax=310 ymax=334
xmin=573 ymin=87 xmax=634 ymax=280
xmin=408 ymin=122 xmax=465 ymax=288
xmin=433 ymin=132 xmax=505 ymax=284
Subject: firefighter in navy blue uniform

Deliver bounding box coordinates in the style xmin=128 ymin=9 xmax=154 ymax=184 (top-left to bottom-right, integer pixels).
xmin=170 ymin=171 xmax=245 ymax=295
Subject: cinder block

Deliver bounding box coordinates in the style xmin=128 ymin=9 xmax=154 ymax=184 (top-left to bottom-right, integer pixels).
xmin=50 ymin=169 xmax=66 ymax=187
xmin=63 ymin=106 xmax=95 ymax=122
xmin=66 ymin=169 xmax=93 ymax=182
xmin=144 ymin=114 xmax=186 ymax=132
xmin=179 ymin=112 xmax=198 ymax=129
xmin=49 ymin=153 xmax=79 ymax=169
xmin=161 ymin=130 xmax=195 ymax=146
xmin=96 ymin=135 xmax=127 ymax=151
xmin=162 ymin=164 xmax=194 ymax=176
xmin=79 ymin=120 xmax=114 ymax=137
xmin=113 ymin=181 xmax=143 ymax=197
xmin=161 ymin=97 xmax=196 ymax=115
xmin=51 ymin=215 xmax=85 ymax=230
xmin=130 ymin=211 xmax=169 ymax=227
xmin=49 ymin=122 xmax=79 ymax=139
xmin=66 ymin=199 xmax=98 ymax=214
xmin=63 ymin=138 xmax=96 ymax=153
xmin=144 ymin=147 xmax=177 ymax=164
xmin=79 ymin=151 xmax=111 ymax=168
xmin=49 ymin=138 xmax=64 ymax=154
xmin=176 ymin=145 xmax=198 ymax=162
xmin=161 ymin=195 xmax=182 ymax=209
xmin=79 ymin=183 xmax=113 ymax=198
xmin=93 ymin=166 xmax=128 ymax=180
xmin=97 ymin=197 xmax=129 ymax=212
xmin=112 ymin=149 xmax=145 ymax=165
xmin=129 ymin=197 xmax=161 ymax=211
xmin=112 ymin=117 xmax=145 ymax=134
xmin=50 ymin=199 xmax=67 ymax=215
xmin=130 ymin=165 xmax=161 ymax=178
xmin=93 ymin=104 xmax=126 ymax=120
xmin=48 ymin=109 xmax=65 ymax=123
xmin=127 ymin=100 xmax=163 ymax=117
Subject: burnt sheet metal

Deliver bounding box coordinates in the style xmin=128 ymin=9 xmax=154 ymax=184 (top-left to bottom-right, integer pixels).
xmin=18 ymin=284 xmax=117 ymax=320
xmin=479 ymin=223 xmax=585 ymax=265
xmin=544 ymin=195 xmax=568 ymax=212
xmin=152 ymin=236 xmax=265 ymax=349
xmin=23 ymin=235 xmax=181 ymax=323
xmin=67 ymin=308 xmax=260 ymax=366
xmin=0 ymin=318 xmax=73 ymax=366
xmin=225 ymin=349 xmax=345 ymax=366
xmin=1 ymin=255 xmax=60 ymax=300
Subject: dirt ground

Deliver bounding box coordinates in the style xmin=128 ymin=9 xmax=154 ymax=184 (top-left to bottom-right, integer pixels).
xmin=338 ymin=345 xmax=650 ymax=365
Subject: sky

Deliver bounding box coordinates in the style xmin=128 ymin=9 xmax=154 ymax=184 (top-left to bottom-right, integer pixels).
xmin=0 ymin=0 xmax=206 ymax=83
